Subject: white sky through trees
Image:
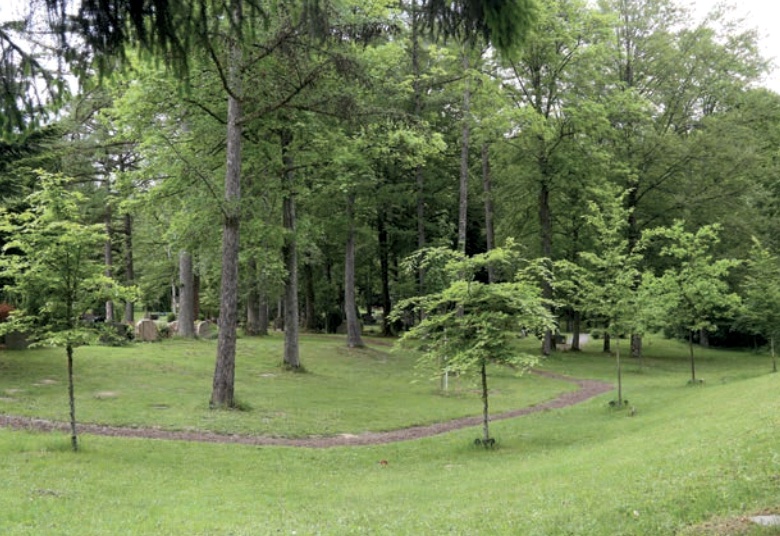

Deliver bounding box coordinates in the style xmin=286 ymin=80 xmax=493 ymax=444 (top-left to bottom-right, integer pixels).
xmin=687 ymin=0 xmax=780 ymax=92
xmin=0 ymin=0 xmax=778 ymax=91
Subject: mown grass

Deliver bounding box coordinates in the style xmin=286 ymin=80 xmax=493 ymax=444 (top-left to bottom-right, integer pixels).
xmin=1 ymin=333 xmax=780 ymax=535
xmin=0 ymin=332 xmax=574 ymax=437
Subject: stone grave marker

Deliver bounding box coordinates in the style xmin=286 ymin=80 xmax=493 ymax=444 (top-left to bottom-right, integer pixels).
xmin=196 ymin=320 xmax=213 ymax=338
xmin=135 ymin=318 xmax=159 ymax=342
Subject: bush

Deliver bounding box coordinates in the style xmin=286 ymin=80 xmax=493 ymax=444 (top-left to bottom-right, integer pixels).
xmin=0 ymin=303 xmax=14 ymax=323
xmin=166 ymin=312 xmax=177 ymax=322
xmin=155 ymin=321 xmax=170 ymax=338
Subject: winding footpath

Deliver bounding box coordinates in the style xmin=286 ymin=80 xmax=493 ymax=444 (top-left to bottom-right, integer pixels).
xmin=0 ymin=371 xmax=612 ymax=448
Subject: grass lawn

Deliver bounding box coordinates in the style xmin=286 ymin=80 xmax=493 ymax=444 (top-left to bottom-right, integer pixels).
xmin=0 ymin=333 xmax=573 ymax=437
xmin=1 ymin=333 xmax=780 ymax=534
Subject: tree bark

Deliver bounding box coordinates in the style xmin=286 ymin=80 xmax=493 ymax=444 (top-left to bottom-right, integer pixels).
xmin=378 ymin=209 xmax=392 ymax=336
xmin=193 ymin=273 xmax=200 ymax=320
xmin=631 ymin=333 xmax=642 ymax=362
xmin=482 ymin=142 xmax=495 ymax=283
xmin=699 ymin=328 xmax=709 ymax=348
xmin=246 ymin=258 xmax=260 ymax=336
xmin=258 ymin=291 xmax=269 ymax=336
xmin=603 ymin=332 xmax=611 ymax=353
xmin=178 ymin=250 xmax=195 ymax=337
xmin=67 ymin=343 xmax=78 ymax=452
xmin=481 ymin=359 xmax=490 ymax=443
xmin=345 ymin=193 xmax=364 ymax=348
xmin=104 ymin=202 xmax=114 ymax=322
xmin=772 ymin=336 xmax=777 ymax=374
xmin=303 ymin=263 xmax=316 ymax=331
xmin=211 ymin=6 xmax=242 ymax=409
xmin=411 ymin=0 xmax=426 ymax=293
xmin=689 ymin=330 xmax=697 ymax=383
xmin=570 ymin=310 xmax=581 ymax=352
xmin=457 ymin=51 xmax=470 ymax=256
xmin=281 ymin=128 xmax=301 ymax=369
xmin=615 ymin=336 xmax=623 ymax=407
xmin=123 ymin=213 xmax=134 ymax=324
xmin=539 ymin=178 xmax=553 ymax=356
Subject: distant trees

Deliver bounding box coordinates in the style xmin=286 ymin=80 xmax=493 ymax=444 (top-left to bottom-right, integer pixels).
xmin=644 ymin=222 xmax=742 ymax=383
xmin=2 ymin=0 xmax=780 ymax=423
xmin=736 ymin=240 xmax=780 ymax=373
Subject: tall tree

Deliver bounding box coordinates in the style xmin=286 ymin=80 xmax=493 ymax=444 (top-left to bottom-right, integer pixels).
xmin=210 ymin=0 xmax=244 ymax=409
xmin=496 ymin=0 xmax=607 ymax=355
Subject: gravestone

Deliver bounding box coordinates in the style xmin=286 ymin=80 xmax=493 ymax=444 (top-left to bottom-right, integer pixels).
xmin=168 ymin=320 xmax=178 ymax=334
xmin=196 ymin=320 xmax=213 ymax=338
xmin=135 ymin=318 xmax=158 ymax=342
xmin=5 ymin=331 xmax=28 ymax=350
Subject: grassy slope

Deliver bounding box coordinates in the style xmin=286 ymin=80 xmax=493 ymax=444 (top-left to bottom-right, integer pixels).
xmin=1 ymin=335 xmax=779 ymax=535
xmin=0 ymin=333 xmax=574 ymax=437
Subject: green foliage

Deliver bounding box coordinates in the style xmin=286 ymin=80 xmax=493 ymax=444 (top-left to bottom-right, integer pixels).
xmin=645 ymin=221 xmax=742 ymax=336
xmin=560 ymin=188 xmax=647 ymax=338
xmin=421 ymin=0 xmax=538 ymax=53
xmin=394 ymin=243 xmax=555 ymax=379
xmin=737 ymin=238 xmax=780 ymax=341
xmin=0 ymin=172 xmax=134 ymax=347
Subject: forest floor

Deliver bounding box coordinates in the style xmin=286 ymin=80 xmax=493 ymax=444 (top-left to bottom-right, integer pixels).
xmin=0 ymin=370 xmax=612 ymax=448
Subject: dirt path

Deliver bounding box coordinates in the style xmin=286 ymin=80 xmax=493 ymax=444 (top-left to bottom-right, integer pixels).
xmin=0 ymin=371 xmax=612 ymax=448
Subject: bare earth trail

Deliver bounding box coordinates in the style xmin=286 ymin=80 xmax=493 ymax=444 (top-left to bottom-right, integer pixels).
xmin=0 ymin=370 xmax=612 ymax=448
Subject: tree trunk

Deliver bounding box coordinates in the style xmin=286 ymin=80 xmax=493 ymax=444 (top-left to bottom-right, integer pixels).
xmin=772 ymin=336 xmax=777 ymax=373
xmin=171 ymin=282 xmax=178 ymax=316
xmin=104 ymin=203 xmax=114 ymax=322
xmin=689 ymin=330 xmax=697 ymax=383
xmin=631 ymin=333 xmax=642 ymax=360
xmin=345 ymin=193 xmax=364 ymax=348
xmin=412 ymin=0 xmax=426 ymax=293
xmin=303 ymin=263 xmax=316 ymax=331
xmin=603 ymin=331 xmax=611 ymax=353
xmin=211 ymin=9 xmax=242 ymax=409
xmin=481 ymin=359 xmax=490 ymax=443
xmin=274 ymin=299 xmax=284 ymax=331
xmin=246 ymin=258 xmax=260 ymax=336
xmin=178 ymin=251 xmax=195 ymax=337
xmin=123 ymin=213 xmax=134 ymax=324
xmin=699 ymin=328 xmax=709 ymax=348
xmin=66 ymin=343 xmax=78 ymax=452
xmin=281 ymin=128 xmax=300 ymax=369
xmin=482 ymin=142 xmax=495 ymax=283
xmin=193 ymin=273 xmax=200 ymax=320
xmin=378 ymin=209 xmax=392 ymax=336
xmin=615 ymin=336 xmax=623 ymax=407
xmin=457 ymin=51 xmax=470 ymax=256
xmin=570 ymin=310 xmax=581 ymax=352
xmin=539 ymin=179 xmax=553 ymax=356
xmin=258 ymin=291 xmax=269 ymax=336
xmin=246 ymin=298 xmax=260 ymax=335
